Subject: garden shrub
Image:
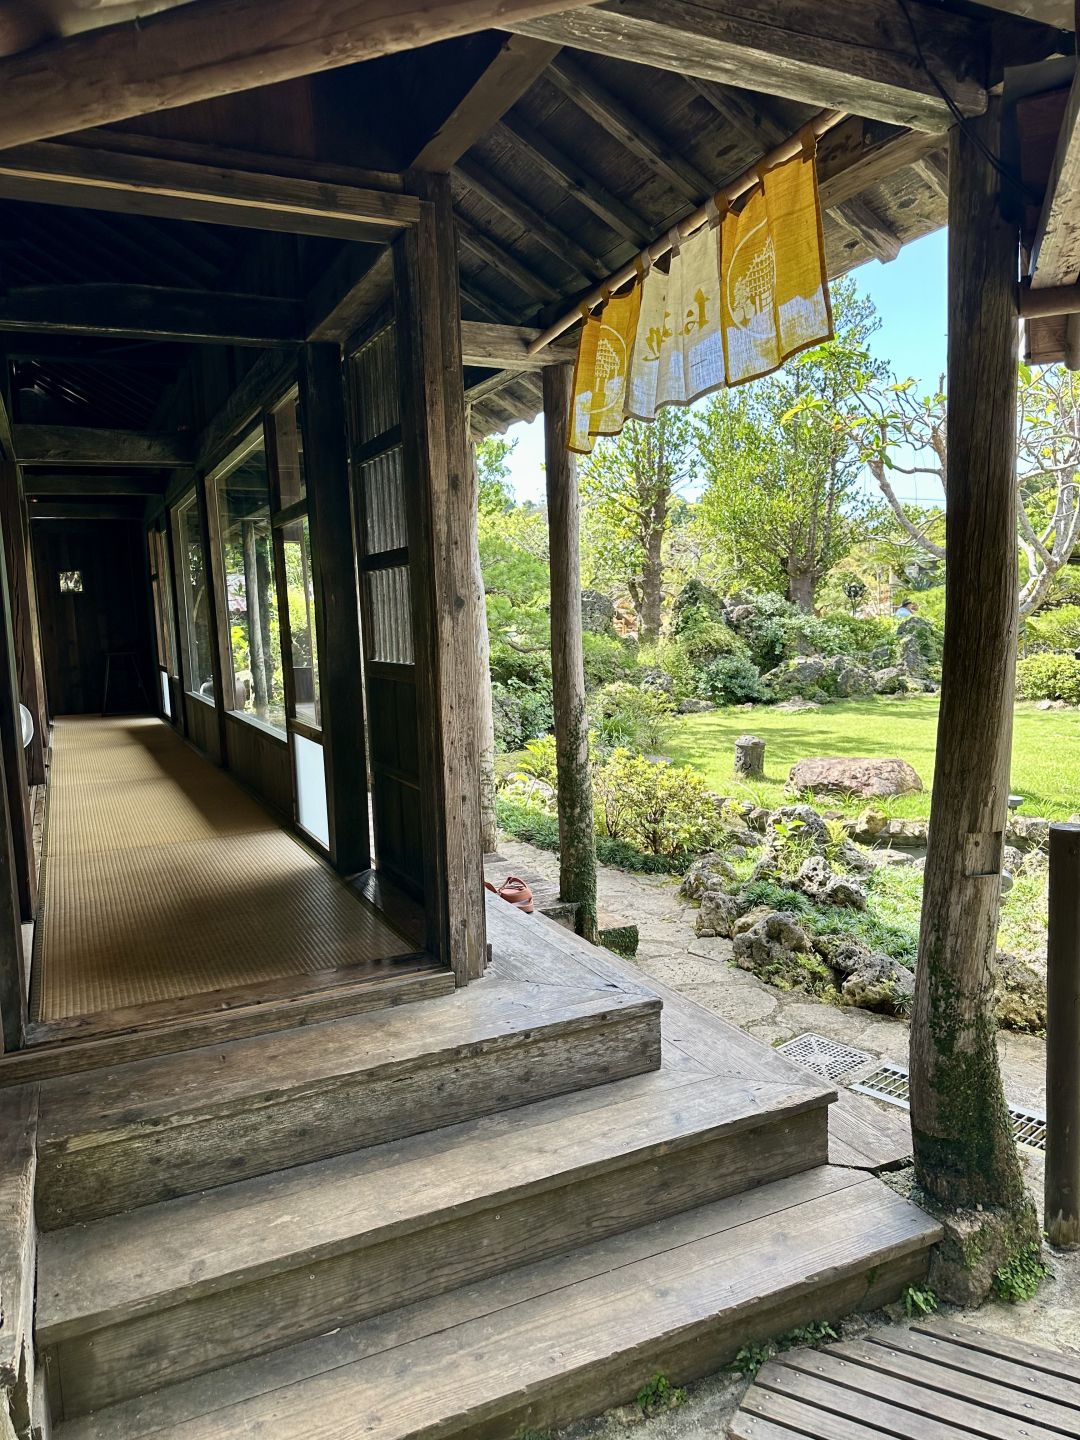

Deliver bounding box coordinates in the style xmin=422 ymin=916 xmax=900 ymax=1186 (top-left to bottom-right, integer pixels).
xmin=582 ymin=631 xmax=635 ymax=689
xmin=696 ymin=653 xmax=765 ymax=705
xmin=589 ymin=682 xmax=673 ymax=753
xmin=1015 ymin=652 xmax=1080 ymax=704
xmin=1025 ymin=603 xmax=1080 ymax=656
xmin=671 ymin=578 xmax=726 ymax=634
xmin=495 ymin=797 xmax=687 ymax=873
xmin=491 ymin=678 xmax=553 ymax=752
xmin=592 ymin=748 xmax=722 ymax=857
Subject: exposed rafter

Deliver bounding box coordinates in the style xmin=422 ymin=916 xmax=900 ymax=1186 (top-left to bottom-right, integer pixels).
xmin=1030 ymin=69 xmax=1080 ymax=289
xmin=453 ymin=156 xmax=606 ymax=284
xmin=460 ymin=320 xmax=577 ymax=368
xmin=507 ymin=0 xmax=991 ymax=131
xmin=454 ymin=212 xmax=562 ymax=303
xmin=494 ymin=116 xmax=649 ymax=246
xmin=412 ymin=34 xmax=561 ymax=170
xmin=544 ymin=54 xmax=713 ymax=200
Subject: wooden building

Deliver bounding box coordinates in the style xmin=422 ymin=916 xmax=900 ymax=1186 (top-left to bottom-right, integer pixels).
xmin=0 ymin=1 xmax=1074 ymax=1436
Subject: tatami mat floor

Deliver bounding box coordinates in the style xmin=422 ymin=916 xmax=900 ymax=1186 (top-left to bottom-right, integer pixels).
xmin=31 ymin=717 xmax=417 ymax=1023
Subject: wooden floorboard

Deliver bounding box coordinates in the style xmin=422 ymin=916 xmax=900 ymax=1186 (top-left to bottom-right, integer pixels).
xmin=732 ymin=1319 xmax=1080 ymax=1440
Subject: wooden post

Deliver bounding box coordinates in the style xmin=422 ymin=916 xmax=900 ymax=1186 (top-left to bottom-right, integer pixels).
xmin=395 ymin=174 xmax=487 ymax=982
xmin=468 ymin=440 xmax=498 ymax=855
xmin=300 ymin=341 xmax=372 ymax=876
xmin=544 ymin=362 xmax=598 ymax=945
xmin=1047 ymin=822 xmax=1080 ymax=1249
xmin=0 ymin=463 xmax=47 ymax=785
xmin=909 ymin=102 xmax=1034 ymax=1233
xmin=0 ymin=533 xmax=35 ymax=921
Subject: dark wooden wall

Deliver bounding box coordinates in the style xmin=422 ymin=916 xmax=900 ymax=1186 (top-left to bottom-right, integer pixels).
xmin=31 ymin=518 xmax=154 ymax=716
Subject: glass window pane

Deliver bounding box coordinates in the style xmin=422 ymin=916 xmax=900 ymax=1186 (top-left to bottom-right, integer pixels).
xmin=213 ymin=435 xmax=287 ymax=735
xmin=281 ymin=516 xmax=320 ymax=729
xmin=149 ymin=529 xmax=178 ymax=678
xmin=269 ymin=393 xmax=305 ymax=509
xmin=293 ymin=731 xmax=329 ymax=847
xmin=175 ymin=494 xmax=216 ymax=701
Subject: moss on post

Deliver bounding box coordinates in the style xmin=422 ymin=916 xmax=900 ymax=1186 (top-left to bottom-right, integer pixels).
xmin=543 ymin=363 xmax=598 ymax=944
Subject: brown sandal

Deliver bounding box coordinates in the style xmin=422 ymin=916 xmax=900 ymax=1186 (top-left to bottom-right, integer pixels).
xmin=485 ymin=875 xmax=534 ymax=913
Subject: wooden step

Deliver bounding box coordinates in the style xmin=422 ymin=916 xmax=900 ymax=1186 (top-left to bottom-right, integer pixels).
xmin=33 ymin=975 xmax=662 ymax=1229
xmin=38 ymin=1071 xmax=830 ymax=1416
xmin=54 ymin=1167 xmax=940 ymax=1440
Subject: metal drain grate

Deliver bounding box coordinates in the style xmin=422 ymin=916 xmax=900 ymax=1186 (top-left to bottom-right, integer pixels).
xmin=854 ymin=1063 xmax=1047 ymax=1153
xmin=776 ymin=1033 xmax=876 ymax=1082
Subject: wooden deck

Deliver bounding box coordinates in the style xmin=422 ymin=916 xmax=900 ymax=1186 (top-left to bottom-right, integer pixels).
xmin=730 ymin=1317 xmax=1080 ymax=1439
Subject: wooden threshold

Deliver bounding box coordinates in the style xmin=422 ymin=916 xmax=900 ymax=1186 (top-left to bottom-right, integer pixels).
xmin=1 ymin=963 xmax=452 ymax=1084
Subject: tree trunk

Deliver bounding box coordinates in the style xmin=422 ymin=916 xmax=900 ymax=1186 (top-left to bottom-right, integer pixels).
xmin=469 ymin=444 xmax=498 ymax=854
xmin=544 ymin=363 xmax=598 ymax=944
xmin=639 ymin=526 xmax=664 ymax=641
xmin=786 ymin=564 xmax=815 ymax=613
xmin=909 ymin=103 xmax=1033 ymax=1237
xmin=241 ymin=520 xmax=267 ymax=710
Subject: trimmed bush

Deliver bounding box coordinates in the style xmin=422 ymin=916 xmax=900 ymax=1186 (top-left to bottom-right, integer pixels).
xmin=590 ymin=681 xmax=673 ymax=753
xmin=696 ymin=653 xmax=765 ymax=705
xmin=1016 ymin=651 xmax=1080 ymax=704
xmin=495 ymin=797 xmax=686 ymax=874
xmin=593 ymin=748 xmax=722 ymax=857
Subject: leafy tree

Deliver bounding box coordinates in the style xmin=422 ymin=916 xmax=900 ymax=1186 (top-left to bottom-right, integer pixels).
xmin=475 ymin=434 xmax=515 ymax=514
xmin=695 ymin=282 xmax=879 ymax=612
xmin=828 ymin=360 xmax=1080 ymax=619
xmin=579 ymin=409 xmax=696 ymax=641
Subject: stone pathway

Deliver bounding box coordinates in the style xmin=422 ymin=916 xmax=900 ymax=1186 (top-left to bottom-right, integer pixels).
xmin=494 ymin=837 xmax=1079 ymax=1440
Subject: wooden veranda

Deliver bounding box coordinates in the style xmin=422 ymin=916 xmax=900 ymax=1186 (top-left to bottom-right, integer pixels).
xmin=0 ymin=0 xmax=1075 ymax=1435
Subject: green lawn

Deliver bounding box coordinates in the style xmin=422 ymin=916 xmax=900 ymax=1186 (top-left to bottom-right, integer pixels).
xmin=665 ymin=696 xmax=1080 ymax=821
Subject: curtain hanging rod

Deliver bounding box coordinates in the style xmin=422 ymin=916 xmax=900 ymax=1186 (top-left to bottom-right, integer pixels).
xmin=525 ymin=107 xmax=847 ymax=359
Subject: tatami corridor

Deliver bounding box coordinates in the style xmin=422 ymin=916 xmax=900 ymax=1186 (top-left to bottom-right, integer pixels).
xmin=30 ymin=718 xmax=420 ymax=1035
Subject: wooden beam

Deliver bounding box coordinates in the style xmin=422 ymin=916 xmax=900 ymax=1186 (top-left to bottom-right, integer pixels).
xmin=1031 ymin=69 xmax=1080 ymax=287
xmin=413 ymin=34 xmax=560 ymax=170
xmin=508 ymin=0 xmax=989 ymax=131
xmin=464 ymin=368 xmax=518 ymax=404
xmin=0 ymin=464 xmax=45 ymax=786
xmin=494 ymin=116 xmax=649 ymax=245
xmin=299 ymin=344 xmax=371 ymax=875
xmin=543 ymin=362 xmax=597 ymax=943
xmin=546 ymin=54 xmax=712 ymax=200
xmin=0 ymin=285 xmax=304 ymax=347
xmin=460 ymin=320 xmax=578 ymax=369
xmin=395 ymin=174 xmax=487 ymax=983
xmin=13 ymin=426 xmax=191 ymax=468
xmin=0 ymin=0 xmax=602 ymax=150
xmin=0 ymin=143 xmax=421 ymax=243
xmin=453 ymin=156 xmax=606 ymax=283
xmin=455 ymin=212 xmax=562 ymax=302
xmin=195 ymin=352 xmax=295 ymax=473
xmin=22 ymin=473 xmax=170 ymax=497
xmin=830 ymin=195 xmax=903 ymax=263
xmin=306 ymin=247 xmax=393 ymax=345
xmin=911 ymin=98 xmax=1033 ymax=1219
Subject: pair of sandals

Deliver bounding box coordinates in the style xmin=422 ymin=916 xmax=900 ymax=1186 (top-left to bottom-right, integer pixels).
xmin=484 ymin=875 xmax=535 ymax=913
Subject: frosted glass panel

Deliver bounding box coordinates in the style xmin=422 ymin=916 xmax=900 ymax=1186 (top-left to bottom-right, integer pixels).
xmin=361 ymin=447 xmax=407 ymax=554
xmin=160 ymin=670 xmax=172 ymax=718
xmin=293 ymin=731 xmax=329 ymax=848
xmin=368 ymin=566 xmax=414 ymax=664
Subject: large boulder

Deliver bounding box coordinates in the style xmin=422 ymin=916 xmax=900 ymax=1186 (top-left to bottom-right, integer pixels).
xmin=732 ymin=911 xmax=836 ymax=995
xmin=994 ymin=951 xmax=1047 ymax=1033
xmin=761 ymin=657 xmax=826 ymax=698
xmin=679 ymin=854 xmax=737 ymax=902
xmin=694 ymin=890 xmax=743 ymax=939
xmin=873 ymin=666 xmax=908 ymax=695
xmin=829 ymin=940 xmax=915 ymax=1013
xmin=580 ymin=588 xmax=616 ymax=635
xmin=788 ymin=756 xmax=924 ymax=799
xmin=821 ymin=654 xmax=875 ymax=698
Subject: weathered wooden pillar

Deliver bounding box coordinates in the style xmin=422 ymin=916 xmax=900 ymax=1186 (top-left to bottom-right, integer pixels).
xmin=0 ymin=463 xmax=47 ymax=784
xmin=396 ymin=173 xmax=487 ymax=981
xmin=300 ymin=342 xmax=371 ymax=876
xmin=468 ymin=443 xmax=498 ymax=855
xmin=909 ymin=102 xmax=1036 ymax=1277
xmin=1046 ymin=823 xmax=1080 ymax=1249
xmin=543 ymin=362 xmax=598 ymax=944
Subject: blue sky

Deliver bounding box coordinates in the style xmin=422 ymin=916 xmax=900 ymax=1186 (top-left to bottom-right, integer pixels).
xmin=500 ymin=227 xmax=949 ymax=507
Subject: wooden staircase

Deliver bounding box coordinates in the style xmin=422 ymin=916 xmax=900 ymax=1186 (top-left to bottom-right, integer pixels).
xmin=29 ymin=902 xmax=940 ymax=1439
